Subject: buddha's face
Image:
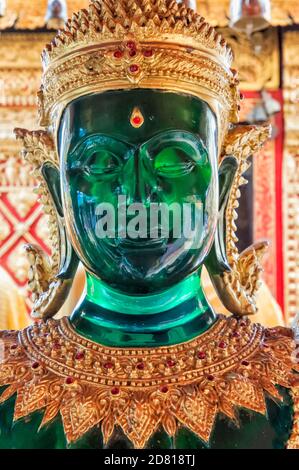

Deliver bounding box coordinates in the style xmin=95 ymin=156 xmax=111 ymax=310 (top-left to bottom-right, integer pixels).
xmin=58 ymin=90 xmax=218 ymax=294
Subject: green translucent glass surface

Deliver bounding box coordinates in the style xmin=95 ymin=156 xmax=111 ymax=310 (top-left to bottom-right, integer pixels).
xmin=71 ymin=271 xmax=217 ymax=347
xmin=59 ymin=90 xmax=219 ymax=296
xmin=0 ymin=386 xmax=293 ymax=449
xmin=57 ymin=90 xmax=223 ymax=347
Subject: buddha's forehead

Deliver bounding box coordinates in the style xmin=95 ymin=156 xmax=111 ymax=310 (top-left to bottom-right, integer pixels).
xmin=58 ymin=89 xmax=218 ymax=152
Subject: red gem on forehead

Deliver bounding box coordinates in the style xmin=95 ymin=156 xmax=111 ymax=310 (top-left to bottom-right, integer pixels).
xmin=132 ymin=116 xmax=142 ymax=125
xmin=137 ymin=362 xmax=145 ymax=370
xmin=111 ymin=387 xmax=120 ymax=395
xmin=219 ymin=341 xmax=227 ymax=349
xmin=129 ymin=50 xmax=137 ymax=57
xmin=32 ymin=362 xmax=40 ymax=369
xmin=160 ymin=386 xmax=169 ymax=393
xmin=207 ymin=375 xmax=215 ymax=381
xmin=129 ymin=64 xmax=139 ymax=73
xmin=10 ymin=344 xmax=18 ymax=350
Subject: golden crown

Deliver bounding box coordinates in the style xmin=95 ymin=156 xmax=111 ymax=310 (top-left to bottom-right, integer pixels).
xmin=39 ymin=0 xmax=241 ymax=145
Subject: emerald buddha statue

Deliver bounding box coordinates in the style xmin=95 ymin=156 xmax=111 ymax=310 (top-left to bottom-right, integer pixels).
xmin=0 ymin=0 xmax=298 ymax=450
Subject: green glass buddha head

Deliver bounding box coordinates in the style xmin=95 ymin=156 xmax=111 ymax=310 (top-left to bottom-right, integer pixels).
xmin=58 ymin=89 xmax=219 ymax=294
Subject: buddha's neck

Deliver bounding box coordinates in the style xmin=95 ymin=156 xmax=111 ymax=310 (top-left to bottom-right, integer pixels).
xmin=70 ymin=270 xmax=217 ymax=347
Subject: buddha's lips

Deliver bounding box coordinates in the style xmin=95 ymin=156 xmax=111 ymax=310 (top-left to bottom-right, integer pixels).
xmin=114 ymin=237 xmax=168 ymax=251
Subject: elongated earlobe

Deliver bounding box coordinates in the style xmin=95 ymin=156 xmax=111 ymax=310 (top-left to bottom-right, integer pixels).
xmin=15 ymin=128 xmax=79 ymax=320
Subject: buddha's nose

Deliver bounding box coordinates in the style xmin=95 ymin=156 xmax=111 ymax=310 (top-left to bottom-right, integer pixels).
xmin=123 ymin=149 xmax=157 ymax=206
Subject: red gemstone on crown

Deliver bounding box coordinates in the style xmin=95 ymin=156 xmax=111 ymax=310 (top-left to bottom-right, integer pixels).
xmin=207 ymin=375 xmax=215 ymax=381
xmin=137 ymin=362 xmax=145 ymax=370
xmin=232 ymin=331 xmax=240 ymax=338
xmin=129 ymin=64 xmax=139 ymax=73
xmin=129 ymin=50 xmax=137 ymax=57
xmin=160 ymin=386 xmax=169 ymax=393
xmin=197 ymin=351 xmax=206 ymax=359
xmin=75 ymin=351 xmax=85 ymax=360
xmin=32 ymin=362 xmax=40 ymax=370
xmin=65 ymin=377 xmax=74 ymax=385
xmin=111 ymin=387 xmax=120 ymax=395
xmin=166 ymin=359 xmax=176 ymax=368
xmin=127 ymin=41 xmax=136 ymax=50
xmin=104 ymin=362 xmax=114 ymax=369
xmin=242 ymin=360 xmax=250 ymax=366
xmin=219 ymin=341 xmax=227 ymax=349
xmin=53 ymin=342 xmax=61 ymax=350
xmin=10 ymin=344 xmax=18 ymax=350
xmin=114 ymin=50 xmax=123 ymax=59
xmin=144 ymin=49 xmax=153 ymax=57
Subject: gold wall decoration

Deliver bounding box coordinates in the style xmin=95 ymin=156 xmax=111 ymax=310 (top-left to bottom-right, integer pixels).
xmin=0 ymin=33 xmax=53 ymax=107
xmin=283 ymin=31 xmax=299 ymax=323
xmin=0 ymin=1 xmax=298 ymax=31
xmin=198 ymin=1 xmax=299 ymax=26
xmin=219 ymin=27 xmax=280 ymax=91
xmin=0 ymin=1 xmax=88 ymax=30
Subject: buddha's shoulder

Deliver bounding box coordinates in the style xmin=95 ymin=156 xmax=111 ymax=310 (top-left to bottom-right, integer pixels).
xmin=0 ymin=315 xmax=298 ymax=449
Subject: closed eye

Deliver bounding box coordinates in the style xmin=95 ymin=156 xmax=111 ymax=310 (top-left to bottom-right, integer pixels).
xmin=68 ymin=134 xmax=133 ymax=175
xmin=84 ymin=150 xmax=121 ymax=176
xmin=140 ymin=130 xmax=209 ymax=179
xmin=154 ymin=147 xmax=196 ymax=178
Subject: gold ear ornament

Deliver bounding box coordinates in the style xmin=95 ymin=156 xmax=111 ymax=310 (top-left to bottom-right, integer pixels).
xmin=14 ymin=128 xmax=78 ymax=320
xmin=209 ymin=124 xmax=272 ymax=316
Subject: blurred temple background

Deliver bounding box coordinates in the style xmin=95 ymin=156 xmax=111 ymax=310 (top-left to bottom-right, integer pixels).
xmin=0 ymin=0 xmax=298 ymax=328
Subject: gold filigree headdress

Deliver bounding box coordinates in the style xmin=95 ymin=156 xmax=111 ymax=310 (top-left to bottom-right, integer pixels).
xmin=38 ymin=0 xmax=241 ymax=146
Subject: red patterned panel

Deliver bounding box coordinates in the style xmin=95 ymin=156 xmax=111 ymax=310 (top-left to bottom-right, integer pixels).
xmin=240 ymin=91 xmax=284 ymax=313
xmin=0 ymin=153 xmax=50 ymax=306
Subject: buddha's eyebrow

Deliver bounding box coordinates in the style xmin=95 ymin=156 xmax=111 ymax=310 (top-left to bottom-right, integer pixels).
xmin=69 ymin=133 xmax=134 ymax=157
